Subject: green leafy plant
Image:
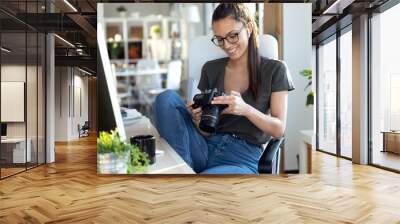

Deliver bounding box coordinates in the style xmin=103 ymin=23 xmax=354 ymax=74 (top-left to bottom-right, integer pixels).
xmin=97 ymin=129 xmax=128 ymax=155
xmin=150 ymin=25 xmax=161 ymax=38
xmin=300 ymin=69 xmax=314 ymax=107
xmin=151 ymin=25 xmax=161 ymax=34
xmin=127 ymin=144 xmax=150 ymax=174
xmin=254 ymin=11 xmax=259 ymax=28
xmin=97 ymin=129 xmax=150 ymax=173
xmin=116 ymin=6 xmax=127 ymax=13
xmin=109 ymin=42 xmax=123 ymax=59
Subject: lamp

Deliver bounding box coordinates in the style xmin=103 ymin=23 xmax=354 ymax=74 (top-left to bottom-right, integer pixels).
xmin=185 ymin=5 xmax=200 ymax=23
xmin=54 ymin=34 xmax=75 ymax=48
xmin=1 ymin=47 xmax=11 ymax=53
xmin=78 ymin=67 xmax=93 ymax=76
xmin=63 ymin=0 xmax=78 ymax=12
xmin=184 ymin=5 xmax=201 ymax=39
xmin=322 ymin=0 xmax=354 ymax=15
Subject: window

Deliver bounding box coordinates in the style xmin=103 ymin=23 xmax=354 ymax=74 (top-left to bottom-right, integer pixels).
xmin=340 ymin=29 xmax=352 ymax=158
xmin=371 ymin=2 xmax=400 ymax=171
xmin=318 ymin=37 xmax=337 ymax=154
xmin=391 ymin=75 xmax=400 ymax=130
xmin=0 ymin=1 xmax=47 ymax=179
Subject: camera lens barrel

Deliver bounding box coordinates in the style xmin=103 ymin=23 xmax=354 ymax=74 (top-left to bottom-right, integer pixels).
xmin=199 ymin=105 xmax=220 ymax=133
xmin=192 ymin=88 xmax=226 ymax=133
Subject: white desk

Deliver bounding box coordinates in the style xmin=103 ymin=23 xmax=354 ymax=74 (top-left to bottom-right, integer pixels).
xmin=115 ymin=68 xmax=168 ymax=77
xmin=124 ymin=117 xmax=195 ymax=174
xmin=298 ymin=130 xmax=315 ymax=174
xmin=114 ymin=68 xmax=168 ymax=107
xmin=1 ymin=138 xmax=31 ymax=163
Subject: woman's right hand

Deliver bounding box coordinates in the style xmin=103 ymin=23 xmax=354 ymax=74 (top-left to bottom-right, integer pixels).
xmin=187 ymin=102 xmax=202 ymax=125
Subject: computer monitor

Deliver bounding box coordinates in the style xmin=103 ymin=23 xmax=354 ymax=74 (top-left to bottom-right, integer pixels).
xmin=97 ymin=23 xmax=126 ymax=141
xmin=1 ymin=123 xmax=7 ymax=137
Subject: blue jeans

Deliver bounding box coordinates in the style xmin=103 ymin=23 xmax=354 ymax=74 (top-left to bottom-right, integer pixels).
xmin=152 ymin=90 xmax=262 ymax=174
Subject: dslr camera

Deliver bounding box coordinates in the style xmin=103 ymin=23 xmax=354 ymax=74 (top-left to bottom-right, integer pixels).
xmin=192 ymin=88 xmax=228 ymax=133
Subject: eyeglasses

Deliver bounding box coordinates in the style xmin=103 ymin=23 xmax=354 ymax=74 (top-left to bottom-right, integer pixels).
xmin=211 ymin=26 xmax=245 ymax=47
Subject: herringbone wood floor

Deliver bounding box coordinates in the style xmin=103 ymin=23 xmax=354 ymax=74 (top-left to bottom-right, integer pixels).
xmin=1 ymin=135 xmax=400 ymax=223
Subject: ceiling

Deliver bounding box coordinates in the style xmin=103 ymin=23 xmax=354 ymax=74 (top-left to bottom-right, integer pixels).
xmin=0 ymin=0 xmax=98 ymax=74
xmin=0 ymin=0 xmax=395 ymax=73
xmin=310 ymin=0 xmax=390 ymax=43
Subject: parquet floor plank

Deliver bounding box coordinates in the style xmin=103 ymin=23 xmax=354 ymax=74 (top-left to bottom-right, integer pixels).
xmin=1 ymin=135 xmax=400 ymax=223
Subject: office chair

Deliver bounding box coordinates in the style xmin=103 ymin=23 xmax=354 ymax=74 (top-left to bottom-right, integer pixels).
xmin=78 ymin=121 xmax=90 ymax=138
xmin=135 ymin=59 xmax=163 ymax=91
xmin=134 ymin=59 xmax=163 ymax=115
xmin=258 ymin=138 xmax=284 ymax=174
xmin=188 ymin=34 xmax=283 ymax=174
xmin=144 ymin=60 xmax=183 ymax=118
xmin=148 ymin=60 xmax=183 ymax=95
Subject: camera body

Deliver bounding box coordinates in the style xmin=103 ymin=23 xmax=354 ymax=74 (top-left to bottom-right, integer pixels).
xmin=192 ymin=88 xmax=228 ymax=133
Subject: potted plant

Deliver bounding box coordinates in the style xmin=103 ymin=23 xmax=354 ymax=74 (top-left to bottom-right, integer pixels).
xmin=108 ymin=34 xmax=123 ymax=59
xmin=150 ymin=24 xmax=161 ymax=39
xmin=300 ymin=69 xmax=314 ymax=107
xmin=97 ymin=129 xmax=150 ymax=174
xmin=127 ymin=144 xmax=150 ymax=174
xmin=116 ymin=6 xmax=127 ymax=17
xmin=109 ymin=42 xmax=123 ymax=59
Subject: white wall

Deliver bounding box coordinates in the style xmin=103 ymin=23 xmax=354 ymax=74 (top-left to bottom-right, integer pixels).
xmin=72 ymin=73 xmax=89 ymax=138
xmin=54 ymin=67 xmax=89 ymax=141
xmin=104 ymin=3 xmax=170 ymax=18
xmin=312 ymin=46 xmax=317 ymax=135
xmin=283 ymin=4 xmax=313 ymax=171
xmin=1 ymin=65 xmax=41 ymax=136
xmin=46 ymin=32 xmax=55 ymax=163
xmin=1 ymin=65 xmax=26 ymax=138
xmin=2 ymin=64 xmax=46 ymax=164
xmin=104 ymin=3 xmax=204 ymax=37
xmin=55 ymin=67 xmax=68 ymax=141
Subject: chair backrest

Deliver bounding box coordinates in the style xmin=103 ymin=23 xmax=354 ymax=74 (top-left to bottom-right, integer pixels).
xmin=258 ymin=138 xmax=284 ymax=174
xmin=137 ymin=58 xmax=160 ymax=70
xmin=136 ymin=59 xmax=162 ymax=89
xmin=82 ymin=121 xmax=90 ymax=129
xmin=187 ymin=34 xmax=279 ymax=100
xmin=166 ymin=60 xmax=182 ymax=90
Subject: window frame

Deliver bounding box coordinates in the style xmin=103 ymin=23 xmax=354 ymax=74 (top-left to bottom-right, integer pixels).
xmin=368 ymin=0 xmax=400 ymax=172
xmin=315 ymin=23 xmax=353 ymax=160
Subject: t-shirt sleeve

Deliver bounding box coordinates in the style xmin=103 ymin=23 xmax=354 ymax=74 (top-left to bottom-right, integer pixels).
xmin=271 ymin=60 xmax=295 ymax=92
xmin=197 ymin=63 xmax=209 ymax=92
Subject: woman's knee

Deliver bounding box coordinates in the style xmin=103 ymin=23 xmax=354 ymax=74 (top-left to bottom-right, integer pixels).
xmin=154 ymin=90 xmax=182 ymax=110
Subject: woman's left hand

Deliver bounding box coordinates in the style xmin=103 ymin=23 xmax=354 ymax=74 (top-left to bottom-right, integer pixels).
xmin=211 ymin=90 xmax=251 ymax=116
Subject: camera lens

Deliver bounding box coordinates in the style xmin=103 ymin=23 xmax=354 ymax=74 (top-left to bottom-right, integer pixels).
xmin=199 ymin=105 xmax=220 ymax=133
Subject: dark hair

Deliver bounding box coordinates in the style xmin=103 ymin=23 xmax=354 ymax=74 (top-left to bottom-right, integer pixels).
xmin=212 ymin=3 xmax=261 ymax=100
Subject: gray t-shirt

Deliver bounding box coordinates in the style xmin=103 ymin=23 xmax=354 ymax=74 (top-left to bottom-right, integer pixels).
xmin=197 ymin=57 xmax=295 ymax=146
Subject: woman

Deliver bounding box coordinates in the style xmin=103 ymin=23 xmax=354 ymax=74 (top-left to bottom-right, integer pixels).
xmin=153 ymin=3 xmax=294 ymax=174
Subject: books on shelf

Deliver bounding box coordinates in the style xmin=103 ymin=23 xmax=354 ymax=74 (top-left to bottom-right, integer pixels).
xmin=104 ymin=16 xmax=185 ymax=62
xmin=130 ymin=26 xmax=143 ymax=39
xmin=128 ymin=42 xmax=143 ymax=60
xmin=121 ymin=107 xmax=143 ymax=125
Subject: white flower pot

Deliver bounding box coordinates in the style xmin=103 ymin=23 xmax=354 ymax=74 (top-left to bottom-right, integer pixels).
xmin=97 ymin=151 xmax=130 ymax=174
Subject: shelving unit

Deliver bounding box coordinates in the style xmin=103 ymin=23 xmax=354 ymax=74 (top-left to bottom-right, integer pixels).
xmin=103 ymin=16 xmax=187 ymax=64
xmin=102 ymin=15 xmax=187 ymax=114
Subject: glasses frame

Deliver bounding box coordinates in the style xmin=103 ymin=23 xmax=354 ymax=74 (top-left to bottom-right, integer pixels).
xmin=211 ymin=25 xmax=246 ymax=47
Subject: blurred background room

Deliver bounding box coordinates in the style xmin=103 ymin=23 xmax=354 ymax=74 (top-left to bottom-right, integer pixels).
xmin=98 ymin=3 xmax=264 ymax=118
xmin=97 ymin=2 xmax=312 ymax=173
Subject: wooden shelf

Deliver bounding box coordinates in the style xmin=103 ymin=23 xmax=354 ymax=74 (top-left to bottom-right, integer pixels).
xmin=107 ymin=40 xmax=125 ymax=43
xmin=103 ymin=16 xmax=186 ymax=62
xmin=128 ymin=39 xmax=142 ymax=42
